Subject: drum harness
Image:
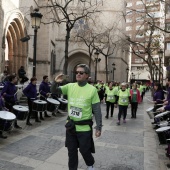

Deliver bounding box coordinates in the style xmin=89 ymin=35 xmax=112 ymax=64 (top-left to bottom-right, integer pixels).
xmin=65 ymin=116 xmax=95 ymax=153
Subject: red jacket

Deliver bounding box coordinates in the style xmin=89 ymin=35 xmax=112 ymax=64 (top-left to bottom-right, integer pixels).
xmin=130 ymin=89 xmax=141 ymax=103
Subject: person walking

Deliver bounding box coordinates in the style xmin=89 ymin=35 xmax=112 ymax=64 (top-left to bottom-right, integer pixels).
xmin=39 ymin=75 xmax=51 ymax=119
xmin=116 ymin=83 xmax=131 ymax=125
xmin=50 ymin=64 xmax=102 ymax=170
xmin=23 ymin=77 xmax=40 ymax=125
xmin=1 ymin=75 xmax=22 ymax=129
xmin=130 ymin=83 xmax=141 ymax=118
xmin=105 ymin=82 xmax=117 ymax=119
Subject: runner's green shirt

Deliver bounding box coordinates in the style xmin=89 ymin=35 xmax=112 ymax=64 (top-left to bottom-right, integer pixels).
xmin=105 ymin=88 xmax=116 ymax=103
xmin=117 ymin=89 xmax=130 ymax=106
xmin=60 ymin=83 xmax=100 ymax=132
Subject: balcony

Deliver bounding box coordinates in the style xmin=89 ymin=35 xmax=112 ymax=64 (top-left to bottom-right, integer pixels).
xmin=165 ymin=50 xmax=170 ymax=57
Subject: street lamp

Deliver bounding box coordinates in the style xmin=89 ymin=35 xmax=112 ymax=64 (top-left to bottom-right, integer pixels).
xmin=30 ymin=9 xmax=43 ymax=77
xmin=112 ymin=63 xmax=116 ymax=81
xmin=94 ymin=50 xmax=101 ymax=82
xmin=131 ymin=72 xmax=135 ymax=79
xmin=158 ymin=49 xmax=163 ymax=85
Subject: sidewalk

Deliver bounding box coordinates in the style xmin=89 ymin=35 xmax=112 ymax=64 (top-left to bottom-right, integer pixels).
xmin=0 ymin=92 xmax=169 ymax=170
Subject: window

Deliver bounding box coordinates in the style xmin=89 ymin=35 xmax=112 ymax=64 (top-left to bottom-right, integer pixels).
xmin=166 ymin=5 xmax=170 ymax=14
xmin=136 ymin=17 xmax=143 ymax=22
xmin=135 ymin=59 xmax=143 ymax=63
xmin=166 ymin=23 xmax=170 ymax=31
xmin=136 ymin=9 xmax=144 ymax=14
xmin=167 ymin=42 xmax=170 ymax=50
xmin=136 ymin=1 xmax=143 ymax=5
xmin=135 ymin=50 xmax=144 ymax=54
xmin=126 ymin=26 xmax=132 ymax=31
xmin=137 ymin=66 xmax=144 ymax=70
xmin=136 ymin=34 xmax=144 ymax=38
xmin=126 ymin=18 xmax=132 ymax=23
xmin=127 ymin=2 xmax=132 ymax=7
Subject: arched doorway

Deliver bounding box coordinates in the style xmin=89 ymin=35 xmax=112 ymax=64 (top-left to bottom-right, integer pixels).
xmin=4 ymin=14 xmax=28 ymax=74
xmin=67 ymin=52 xmax=95 ymax=82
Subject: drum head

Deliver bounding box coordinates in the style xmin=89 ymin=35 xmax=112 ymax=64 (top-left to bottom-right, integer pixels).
xmin=34 ymin=100 xmax=47 ymax=104
xmin=146 ymin=107 xmax=154 ymax=112
xmin=13 ymin=105 xmax=29 ymax=112
xmin=156 ymin=126 xmax=170 ymax=132
xmin=47 ymin=98 xmax=60 ymax=105
xmin=155 ymin=111 xmax=169 ymax=118
xmin=0 ymin=111 xmax=16 ymax=120
xmin=58 ymin=98 xmax=68 ymax=104
xmin=156 ymin=106 xmax=164 ymax=111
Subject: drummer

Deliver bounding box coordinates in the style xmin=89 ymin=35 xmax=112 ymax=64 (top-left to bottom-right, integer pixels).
xmin=0 ymin=94 xmax=8 ymax=138
xmin=163 ymin=77 xmax=170 ymax=106
xmin=23 ymin=77 xmax=40 ymax=125
xmin=39 ymin=75 xmax=51 ymax=119
xmin=152 ymin=82 xmax=164 ymax=112
xmin=1 ymin=75 xmax=22 ymax=129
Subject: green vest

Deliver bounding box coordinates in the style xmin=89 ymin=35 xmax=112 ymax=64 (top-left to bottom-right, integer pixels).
xmin=117 ymin=89 xmax=130 ymax=106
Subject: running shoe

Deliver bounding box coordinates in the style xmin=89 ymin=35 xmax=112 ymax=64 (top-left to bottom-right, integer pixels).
xmin=88 ymin=165 xmax=95 ymax=170
xmin=117 ymin=121 xmax=120 ymax=125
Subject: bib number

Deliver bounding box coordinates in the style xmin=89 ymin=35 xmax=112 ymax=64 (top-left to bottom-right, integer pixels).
xmin=121 ymin=98 xmax=127 ymax=103
xmin=108 ymin=96 xmax=114 ymax=100
xmin=69 ymin=106 xmax=82 ymax=118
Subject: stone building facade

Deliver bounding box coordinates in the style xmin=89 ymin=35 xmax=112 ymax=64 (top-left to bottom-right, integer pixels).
xmin=0 ymin=0 xmax=129 ymax=83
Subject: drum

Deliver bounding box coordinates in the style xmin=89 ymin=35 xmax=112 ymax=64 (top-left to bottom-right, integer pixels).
xmin=156 ymin=127 xmax=170 ymax=144
xmin=58 ymin=98 xmax=68 ymax=111
xmin=146 ymin=107 xmax=155 ymax=119
xmin=159 ymin=122 xmax=169 ymax=127
xmin=155 ymin=111 xmax=170 ymax=121
xmin=32 ymin=100 xmax=47 ymax=112
xmin=0 ymin=111 xmax=16 ymax=131
xmin=13 ymin=105 xmax=29 ymax=120
xmin=47 ymin=98 xmax=60 ymax=112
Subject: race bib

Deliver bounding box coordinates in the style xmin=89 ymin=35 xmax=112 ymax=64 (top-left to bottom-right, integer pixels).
xmin=133 ymin=91 xmax=137 ymax=94
xmin=108 ymin=95 xmax=114 ymax=100
xmin=69 ymin=106 xmax=82 ymax=118
xmin=121 ymin=98 xmax=127 ymax=103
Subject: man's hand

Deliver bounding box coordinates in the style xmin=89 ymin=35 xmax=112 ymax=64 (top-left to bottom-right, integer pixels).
xmin=95 ymin=130 xmax=101 ymax=137
xmin=46 ymin=93 xmax=50 ymax=97
xmin=160 ymin=108 xmax=165 ymax=112
xmin=163 ymin=101 xmax=168 ymax=105
xmin=55 ymin=74 xmax=64 ymax=83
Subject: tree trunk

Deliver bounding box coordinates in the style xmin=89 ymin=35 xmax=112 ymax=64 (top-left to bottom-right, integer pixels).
xmin=105 ymin=56 xmax=108 ymax=83
xmin=63 ymin=26 xmax=70 ymax=75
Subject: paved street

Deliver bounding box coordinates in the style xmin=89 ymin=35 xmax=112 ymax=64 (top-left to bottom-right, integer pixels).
xmin=0 ymin=92 xmax=169 ymax=170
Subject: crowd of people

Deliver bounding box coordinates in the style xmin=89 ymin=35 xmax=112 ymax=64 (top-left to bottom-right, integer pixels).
xmin=92 ymin=79 xmax=149 ymax=125
xmin=0 ymin=64 xmax=153 ymax=170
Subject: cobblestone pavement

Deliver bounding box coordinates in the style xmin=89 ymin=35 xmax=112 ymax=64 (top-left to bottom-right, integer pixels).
xmin=0 ymin=92 xmax=169 ymax=170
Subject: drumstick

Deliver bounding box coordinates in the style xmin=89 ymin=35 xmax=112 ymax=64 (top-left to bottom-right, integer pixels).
xmin=155 ymin=104 xmax=163 ymax=106
xmin=145 ymin=97 xmax=154 ymax=103
xmin=14 ymin=89 xmax=19 ymax=96
xmin=163 ymin=90 xmax=168 ymax=93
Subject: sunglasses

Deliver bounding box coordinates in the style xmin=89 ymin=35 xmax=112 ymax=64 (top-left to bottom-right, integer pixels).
xmin=75 ymin=71 xmax=86 ymax=75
